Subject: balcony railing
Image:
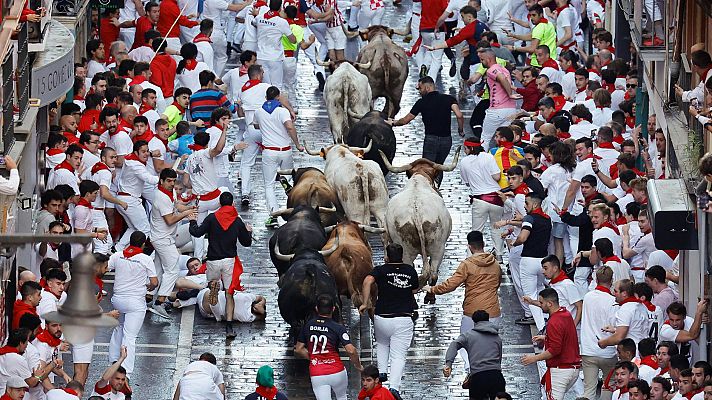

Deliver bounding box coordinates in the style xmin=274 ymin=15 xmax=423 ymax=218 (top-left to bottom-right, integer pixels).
xmin=1 ymin=45 xmax=15 ymax=154
xmin=53 ymin=0 xmax=83 ymax=16
xmin=625 ymin=0 xmax=670 ymax=51
xmin=16 ymin=22 xmax=29 ymax=121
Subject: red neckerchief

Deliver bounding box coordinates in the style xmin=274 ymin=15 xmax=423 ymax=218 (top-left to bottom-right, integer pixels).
xmin=155 ymin=135 xmax=168 ymax=147
xmin=54 ymin=159 xmax=75 ymax=173
xmin=604 ymin=82 xmax=616 ymax=93
xmin=47 ymin=148 xmax=65 ymax=156
xmin=123 ymin=245 xmax=143 ymax=258
xmin=113 ymin=120 xmax=133 ymax=137
xmin=552 ymin=95 xmax=566 ymax=112
xmin=499 ymin=141 xmax=514 ymax=149
xmin=685 ymin=389 xmax=703 ymax=399
xmin=598 ymin=142 xmax=615 ymax=149
xmin=36 ymin=328 xmax=62 ymax=347
xmin=255 ymin=386 xmax=278 ymax=400
xmin=595 ymin=285 xmax=612 ymax=295
xmin=542 ymin=58 xmax=560 ymax=70
xmin=602 ymin=255 xmax=621 ymax=264
xmin=606 ymin=45 xmax=616 ymax=53
xmin=62 ymin=388 xmax=79 ymax=397
xmin=539 ymin=18 xmax=549 ymax=24
xmin=583 ymin=153 xmax=602 ymax=160
xmin=641 ymin=300 xmax=656 ymax=312
xmin=263 ymin=10 xmax=280 ymax=19
xmin=91 ymin=162 xmax=110 ymax=175
xmin=576 ymin=87 xmax=586 ymax=95
xmin=133 ymin=129 xmax=155 ymax=144
xmin=618 ymin=296 xmax=640 ymax=306
xmin=491 ymin=42 xmax=501 ymax=48
xmin=664 ymin=249 xmax=679 ymax=260
xmin=187 ymin=143 xmax=205 ymax=151
xmin=549 ymin=270 xmax=569 ymax=284
xmin=171 ymin=101 xmax=186 ymax=114
xmin=0 ymin=346 xmax=20 ymax=355
xmin=78 ymin=198 xmax=94 ymax=209
xmin=193 ymin=33 xmax=213 ymax=43
xmin=558 ymin=132 xmax=571 ymax=139
xmin=184 ymin=58 xmax=198 ymax=71
xmin=215 ymin=205 xmax=238 ymax=231
xmin=125 ymin=152 xmax=146 ymax=165
xmin=513 ymin=183 xmax=529 ymax=195
xmin=78 ymin=143 xmax=92 ymax=154
xmin=584 ymin=191 xmax=600 ymax=205
xmin=658 ymin=366 xmax=670 ymax=375
xmin=613 ymin=135 xmax=624 ymax=145
xmin=587 ymin=67 xmax=600 ymax=75
xmin=565 ymin=66 xmax=576 ymax=73
xmin=73 ymin=94 xmax=84 ymax=101
xmin=625 ymin=116 xmax=635 ymax=129
xmin=238 ymin=64 xmax=249 ymax=76
xmin=615 ymin=216 xmax=627 ymax=226
xmin=529 ymin=207 xmax=550 ymax=219
xmin=139 ymin=101 xmax=154 ymax=115
xmin=242 ymin=79 xmax=261 ymax=92
xmin=157 ymin=185 xmax=174 ymax=202
xmin=95 ymin=276 xmax=104 ymax=302
xmin=616 ymin=385 xmax=629 ymax=396
xmin=555 ymin=3 xmax=568 ymax=14
xmin=600 ymin=221 xmax=620 ymax=235
xmin=624 ymin=91 xmax=632 ymax=101
xmin=129 ymin=75 xmax=147 ymax=86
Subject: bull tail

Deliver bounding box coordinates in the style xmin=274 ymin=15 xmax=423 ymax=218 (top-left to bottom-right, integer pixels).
xmin=339 ymin=80 xmax=350 ymax=144
xmin=414 ymin=212 xmax=431 ymax=288
xmin=359 ymin=164 xmax=370 ymax=226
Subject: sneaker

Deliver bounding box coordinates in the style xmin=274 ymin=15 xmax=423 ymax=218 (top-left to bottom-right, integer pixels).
xmin=148 ymin=303 xmax=170 ymax=319
xmin=226 ymin=322 xmax=237 ymax=339
xmin=643 ymin=36 xmax=664 ymax=46
xmin=265 ymin=216 xmax=279 ymax=228
xmin=241 ymin=195 xmax=250 ymax=206
xmin=515 ymin=317 xmax=536 ymax=325
xmin=449 ymin=61 xmax=457 ymax=77
xmin=419 ymin=65 xmax=428 ymax=78
xmin=316 ymin=72 xmax=326 ymax=91
xmin=208 ymin=281 xmax=220 ymax=306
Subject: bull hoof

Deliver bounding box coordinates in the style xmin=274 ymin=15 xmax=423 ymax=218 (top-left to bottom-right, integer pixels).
xmin=424 ymin=292 xmax=436 ymax=304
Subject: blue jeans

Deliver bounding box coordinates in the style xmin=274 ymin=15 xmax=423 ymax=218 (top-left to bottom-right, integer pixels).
xmin=422 ymin=134 xmax=453 ymax=185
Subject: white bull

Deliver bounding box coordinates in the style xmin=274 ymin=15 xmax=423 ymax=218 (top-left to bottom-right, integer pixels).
xmin=305 ymin=141 xmax=388 ymax=242
xmin=321 ymin=61 xmax=373 ymax=144
xmin=379 ymin=147 xmax=461 ymax=303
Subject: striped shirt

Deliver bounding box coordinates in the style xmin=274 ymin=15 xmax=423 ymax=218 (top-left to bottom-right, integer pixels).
xmin=317 ymin=0 xmax=344 ymax=28
xmin=189 ymin=88 xmax=237 ymax=123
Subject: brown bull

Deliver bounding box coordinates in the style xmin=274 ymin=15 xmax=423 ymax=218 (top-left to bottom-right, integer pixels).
xmin=278 ymin=167 xmax=342 ymax=226
xmin=322 ymin=221 xmax=384 ymax=312
xmin=354 ymin=25 xmax=409 ymax=118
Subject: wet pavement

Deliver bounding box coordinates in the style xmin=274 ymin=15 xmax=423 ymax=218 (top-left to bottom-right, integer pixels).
xmin=63 ymin=2 xmax=548 ymax=398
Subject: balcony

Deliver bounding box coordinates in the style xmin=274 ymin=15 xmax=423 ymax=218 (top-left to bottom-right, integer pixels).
xmin=620 ymin=0 xmax=672 ymax=61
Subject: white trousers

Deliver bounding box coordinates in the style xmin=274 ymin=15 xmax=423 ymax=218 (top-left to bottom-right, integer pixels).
xmin=258 ymin=59 xmax=284 ymax=90
xmin=470 ymin=199 xmax=505 ymax=257
xmin=262 ymin=149 xmax=294 ymax=213
xmin=374 ymin=315 xmax=414 ymax=391
xmin=508 ymin=244 xmax=530 ymax=317
xmin=309 ymin=23 xmax=329 ymax=62
xmin=109 ymin=296 xmax=146 ymax=377
xmin=482 ymin=108 xmax=518 ymax=151
xmin=311 ymin=369 xmax=348 ymax=400
xmin=154 ymin=237 xmax=181 ymax=297
xmin=283 ymin=57 xmax=298 ymax=101
xmin=410 ymin=14 xmax=424 ymax=67
xmin=166 ymin=37 xmax=183 ymax=54
xmin=358 ymin=6 xmax=385 ymax=28
xmin=520 ymin=256 xmax=546 ymax=330
xmin=242 ymin=41 xmax=257 ymax=52
xmin=211 ymin=28 xmax=228 ymax=76
xmin=546 ymin=367 xmax=580 ymax=400
xmin=92 ymin=209 xmax=112 ymax=254
xmin=116 ymin=195 xmax=149 ymax=251
xmin=240 ymin=127 xmax=262 ymax=196
xmin=458 ymin=315 xmax=502 ymax=372
xmin=420 ymin=31 xmax=444 ymax=81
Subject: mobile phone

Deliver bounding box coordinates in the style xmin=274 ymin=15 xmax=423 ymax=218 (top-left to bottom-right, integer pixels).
xmin=0 ymin=154 xmax=5 ymax=169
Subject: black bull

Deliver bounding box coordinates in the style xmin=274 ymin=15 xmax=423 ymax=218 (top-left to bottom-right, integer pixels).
xmin=345 ymin=111 xmax=396 ymax=176
xmin=268 ymin=205 xmax=328 ymax=277
xmin=277 ymin=250 xmax=340 ymax=330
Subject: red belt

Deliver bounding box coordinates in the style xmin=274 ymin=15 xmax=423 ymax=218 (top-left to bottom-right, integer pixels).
xmin=413 ymin=12 xmax=420 ymax=16
xmin=284 ymin=50 xmax=295 ymax=57
xmin=117 ymin=192 xmax=133 ymax=197
xmin=198 ymin=188 xmax=221 ymax=202
xmin=551 ymin=363 xmax=581 ymax=369
xmin=261 ymin=145 xmax=291 ymax=151
xmin=631 ymin=267 xmax=646 ymax=271
xmin=559 ymin=41 xmax=576 ymax=51
xmin=94 ymin=207 xmax=105 ymax=211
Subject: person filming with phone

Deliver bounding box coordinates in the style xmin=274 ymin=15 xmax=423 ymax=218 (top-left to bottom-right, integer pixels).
xmin=0 ymin=155 xmax=19 ymax=195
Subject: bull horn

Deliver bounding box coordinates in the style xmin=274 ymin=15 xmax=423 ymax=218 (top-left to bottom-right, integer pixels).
xmin=341 ymin=25 xmax=360 ymax=39
xmin=354 ymin=61 xmax=372 ymax=69
xmin=391 ymin=27 xmax=408 ymax=36
xmin=316 ymin=58 xmax=332 ymax=67
xmin=347 ymin=139 xmax=372 ymax=154
xmin=317 ymin=205 xmax=337 ymax=213
xmin=277 ymin=169 xmax=294 ymax=175
xmin=434 ymin=146 xmax=462 ymax=172
xmin=324 ymin=224 xmax=336 ymax=234
xmin=378 ymin=150 xmax=412 ymax=173
xmin=274 ymin=239 xmax=295 ymax=262
xmin=303 ymin=142 xmax=322 ymax=156
xmin=270 ymin=207 xmax=294 ymax=217
xmin=318 ymin=231 xmax=339 ymax=256
xmin=358 ymin=224 xmax=387 ymax=234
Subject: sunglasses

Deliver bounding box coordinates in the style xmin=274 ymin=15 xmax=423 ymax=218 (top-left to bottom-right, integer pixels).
xmin=626 ymin=84 xmax=637 ymax=88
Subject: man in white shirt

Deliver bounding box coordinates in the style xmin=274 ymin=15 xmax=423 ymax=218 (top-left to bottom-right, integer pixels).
xmin=253 ymin=0 xmax=297 ymax=89
xmin=598 ymin=279 xmax=650 ymax=349
xmin=174 ymin=353 xmax=226 ymax=400
xmin=197 ymin=285 xmax=266 ymax=323
xmin=0 ymin=329 xmax=33 ymax=393
xmin=580 ymin=266 xmax=618 ymax=400
xmin=115 ymin=140 xmax=159 ymax=250
xmin=622 ymin=207 xmax=657 ymax=282
xmin=253 ymin=86 xmax=304 ymax=227
xmin=151 ymin=168 xmax=197 ymax=318
xmin=73 ymin=180 xmax=109 ymax=256
xmin=47 ymin=145 xmax=83 ymax=193
xmin=132 ymin=62 xmax=167 ymax=114
xmin=91 ymin=147 xmax=128 ymax=255
xmin=659 ymin=300 xmax=707 ymax=361
xmin=37 ymin=268 xmax=68 ymax=326
xmin=46 ymin=380 xmax=84 ymax=400
xmin=108 ymin=231 xmax=158 ymax=378
xmin=674 ymin=50 xmax=712 ymax=106
xmin=575 ymin=203 xmax=623 ymax=269
xmin=91 ymin=345 xmax=130 ymax=399
xmin=86 ymin=40 xmax=108 ymax=79
xmin=77 ymin=132 xmax=102 ymax=180
xmin=200 ymin=0 xmax=248 ymax=75
xmin=568 ymin=105 xmax=600 ymax=140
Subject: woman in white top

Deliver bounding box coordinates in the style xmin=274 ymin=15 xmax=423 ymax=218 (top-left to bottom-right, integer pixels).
xmin=175 ymin=43 xmax=212 ymax=94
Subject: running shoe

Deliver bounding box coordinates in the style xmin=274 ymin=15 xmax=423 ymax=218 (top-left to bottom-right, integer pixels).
xmin=515 ymin=316 xmax=536 ymax=325
xmin=265 ymin=216 xmax=279 ymax=228
xmin=148 ymin=303 xmax=170 ymax=319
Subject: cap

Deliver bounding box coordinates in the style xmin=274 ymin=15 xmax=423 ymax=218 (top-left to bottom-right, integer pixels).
xmin=6 ymin=376 xmax=29 ymax=389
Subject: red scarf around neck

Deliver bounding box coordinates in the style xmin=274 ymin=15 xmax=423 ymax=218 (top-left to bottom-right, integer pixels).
xmin=255 ymin=386 xmax=278 ymax=400
xmin=193 ymin=33 xmax=213 ymax=43
xmin=242 ymin=79 xmax=261 ymax=92
xmin=123 ymin=245 xmax=143 ymax=258
xmin=183 ymin=58 xmax=198 ymax=71
xmin=187 ymin=144 xmax=205 ymax=151
xmin=54 ymin=160 xmax=75 ymax=173
xmin=549 ymin=270 xmax=569 ymax=284
xmin=239 ymin=64 xmax=249 ymax=76
xmin=133 ymin=129 xmax=155 ymax=144
xmin=602 ymin=255 xmax=621 ymax=264
xmin=157 ymin=185 xmax=174 ymax=202
xmin=529 ymin=207 xmax=550 ymax=219
xmin=62 ymin=388 xmax=79 ymax=397
xmin=584 ymin=191 xmax=600 ymax=205
xmin=36 ymin=329 xmax=62 ymax=347
xmin=125 ymin=153 xmax=146 ymax=165
xmin=91 ymin=162 xmax=110 ymax=175
xmin=139 ymin=101 xmax=154 ymax=115
xmin=129 ymin=75 xmax=147 ymax=86
xmin=171 ymin=101 xmax=186 ymax=114
xmin=595 ymin=285 xmax=612 ymax=295
xmin=77 ymin=198 xmax=94 ymax=209
xmin=618 ymin=296 xmax=640 ymax=306
xmin=215 ymin=205 xmax=239 ymax=231
xmin=600 ymin=221 xmax=620 ymax=235
xmin=597 ymin=142 xmax=615 ymax=150
xmin=0 ymin=346 xmax=20 ymax=355
xmin=639 ymin=355 xmax=659 ymax=370
xmin=513 ymin=183 xmax=529 ymax=195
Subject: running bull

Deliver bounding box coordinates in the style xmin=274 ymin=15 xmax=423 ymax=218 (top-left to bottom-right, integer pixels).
xmin=276 ymin=167 xmax=343 ymax=226
xmin=345 ymin=111 xmax=397 ymax=176
xmin=323 ymin=221 xmax=385 ymax=313
xmin=275 ymin=237 xmax=340 ymax=331
xmin=379 ymin=147 xmax=461 ymax=304
xmin=269 ymin=205 xmax=336 ymax=277
xmin=320 ymin=60 xmax=373 ymax=144
xmin=353 ymin=25 xmax=409 ymax=118
xmin=304 ymin=141 xmax=388 ymax=242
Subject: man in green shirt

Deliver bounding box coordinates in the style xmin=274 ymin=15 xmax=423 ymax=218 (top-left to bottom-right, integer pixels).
xmin=503 ymin=4 xmax=556 ymax=67
xmin=281 ymin=5 xmax=315 ymax=100
xmin=161 ymin=87 xmax=205 ymax=139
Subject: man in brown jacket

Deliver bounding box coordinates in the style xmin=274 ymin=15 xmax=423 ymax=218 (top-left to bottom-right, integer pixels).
xmin=425 ymin=230 xmax=502 ymax=374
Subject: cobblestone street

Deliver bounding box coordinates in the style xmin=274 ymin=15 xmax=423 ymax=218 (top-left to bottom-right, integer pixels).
xmin=67 ymin=3 xmax=547 ymax=398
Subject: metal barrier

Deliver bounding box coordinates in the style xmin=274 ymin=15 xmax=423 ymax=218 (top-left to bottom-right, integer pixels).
xmin=0 ymin=46 xmax=14 ymax=154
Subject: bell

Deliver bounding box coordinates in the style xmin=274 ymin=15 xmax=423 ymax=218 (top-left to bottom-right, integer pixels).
xmin=42 ymin=252 xmax=118 ymax=344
